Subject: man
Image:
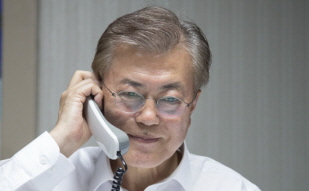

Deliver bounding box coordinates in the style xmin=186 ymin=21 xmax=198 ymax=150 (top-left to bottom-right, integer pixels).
xmin=0 ymin=6 xmax=260 ymax=191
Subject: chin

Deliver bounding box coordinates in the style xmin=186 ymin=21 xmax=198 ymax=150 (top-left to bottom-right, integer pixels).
xmin=124 ymin=150 xmax=169 ymax=169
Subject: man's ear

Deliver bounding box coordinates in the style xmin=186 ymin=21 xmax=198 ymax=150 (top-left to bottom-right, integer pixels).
xmin=189 ymin=89 xmax=202 ymax=115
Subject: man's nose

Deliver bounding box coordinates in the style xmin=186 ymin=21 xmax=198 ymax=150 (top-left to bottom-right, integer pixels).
xmin=135 ymin=99 xmax=160 ymax=126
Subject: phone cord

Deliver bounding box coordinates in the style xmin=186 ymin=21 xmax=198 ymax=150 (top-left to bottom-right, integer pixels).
xmin=111 ymin=151 xmax=128 ymax=191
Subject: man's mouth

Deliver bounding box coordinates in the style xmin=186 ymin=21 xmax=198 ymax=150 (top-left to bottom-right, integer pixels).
xmin=128 ymin=134 xmax=160 ymax=143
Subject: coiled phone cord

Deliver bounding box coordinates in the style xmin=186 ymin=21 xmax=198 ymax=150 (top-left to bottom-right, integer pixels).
xmin=111 ymin=151 xmax=128 ymax=191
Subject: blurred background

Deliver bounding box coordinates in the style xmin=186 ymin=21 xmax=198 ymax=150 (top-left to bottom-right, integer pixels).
xmin=1 ymin=1 xmax=308 ymax=190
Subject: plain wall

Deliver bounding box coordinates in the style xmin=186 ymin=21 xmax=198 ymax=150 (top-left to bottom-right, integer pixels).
xmin=1 ymin=0 xmax=37 ymax=158
xmin=1 ymin=1 xmax=308 ymax=191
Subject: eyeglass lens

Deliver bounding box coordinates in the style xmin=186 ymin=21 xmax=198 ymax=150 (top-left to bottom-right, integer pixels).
xmin=114 ymin=90 xmax=186 ymax=118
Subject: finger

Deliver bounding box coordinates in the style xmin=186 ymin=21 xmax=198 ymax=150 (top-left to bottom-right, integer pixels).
xmin=93 ymin=93 xmax=104 ymax=109
xmin=68 ymin=70 xmax=100 ymax=89
xmin=64 ymin=78 xmax=104 ymax=108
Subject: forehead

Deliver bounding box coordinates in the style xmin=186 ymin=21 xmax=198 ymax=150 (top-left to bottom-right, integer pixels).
xmin=105 ymin=44 xmax=194 ymax=91
xmin=112 ymin=44 xmax=192 ymax=70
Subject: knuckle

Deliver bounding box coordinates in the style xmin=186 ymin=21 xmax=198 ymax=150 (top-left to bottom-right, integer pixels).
xmin=74 ymin=70 xmax=82 ymax=75
xmin=74 ymin=70 xmax=86 ymax=76
xmin=61 ymin=89 xmax=76 ymax=100
xmin=86 ymin=78 xmax=98 ymax=86
xmin=61 ymin=91 xmax=68 ymax=99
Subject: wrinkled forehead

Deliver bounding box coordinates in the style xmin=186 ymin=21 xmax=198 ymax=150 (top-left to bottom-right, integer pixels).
xmin=110 ymin=43 xmax=192 ymax=70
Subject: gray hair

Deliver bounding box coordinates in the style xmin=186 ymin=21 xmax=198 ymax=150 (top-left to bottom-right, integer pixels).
xmin=92 ymin=6 xmax=211 ymax=90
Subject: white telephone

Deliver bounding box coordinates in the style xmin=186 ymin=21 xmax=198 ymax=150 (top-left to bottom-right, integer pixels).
xmin=83 ymin=96 xmax=130 ymax=159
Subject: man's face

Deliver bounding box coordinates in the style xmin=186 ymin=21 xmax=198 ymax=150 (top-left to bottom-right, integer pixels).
xmin=102 ymin=45 xmax=200 ymax=168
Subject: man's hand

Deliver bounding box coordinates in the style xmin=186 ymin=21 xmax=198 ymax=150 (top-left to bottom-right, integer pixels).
xmin=49 ymin=71 xmax=103 ymax=157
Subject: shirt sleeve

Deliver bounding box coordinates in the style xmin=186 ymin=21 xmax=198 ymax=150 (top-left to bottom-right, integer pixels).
xmin=0 ymin=132 xmax=75 ymax=191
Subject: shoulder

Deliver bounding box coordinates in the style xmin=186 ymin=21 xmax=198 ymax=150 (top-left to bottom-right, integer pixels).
xmin=188 ymin=153 xmax=260 ymax=191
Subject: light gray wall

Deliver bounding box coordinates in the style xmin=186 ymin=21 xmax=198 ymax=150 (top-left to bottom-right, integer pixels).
xmin=37 ymin=1 xmax=308 ymax=191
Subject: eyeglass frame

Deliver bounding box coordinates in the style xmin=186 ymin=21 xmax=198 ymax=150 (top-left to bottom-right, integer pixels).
xmin=101 ymin=81 xmax=198 ymax=118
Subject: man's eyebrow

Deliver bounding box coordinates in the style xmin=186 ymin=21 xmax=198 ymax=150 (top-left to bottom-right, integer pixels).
xmin=160 ymin=82 xmax=184 ymax=91
xmin=119 ymin=79 xmax=183 ymax=91
xmin=120 ymin=79 xmax=144 ymax=88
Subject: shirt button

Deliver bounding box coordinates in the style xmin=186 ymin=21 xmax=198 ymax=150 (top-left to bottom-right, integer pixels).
xmin=39 ymin=156 xmax=47 ymax=165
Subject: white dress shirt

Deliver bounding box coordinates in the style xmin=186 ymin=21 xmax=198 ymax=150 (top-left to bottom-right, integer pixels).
xmin=0 ymin=132 xmax=260 ymax=191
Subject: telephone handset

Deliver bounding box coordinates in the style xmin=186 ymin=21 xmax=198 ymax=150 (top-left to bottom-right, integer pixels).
xmin=84 ymin=96 xmax=129 ymax=191
xmin=83 ymin=96 xmax=129 ymax=159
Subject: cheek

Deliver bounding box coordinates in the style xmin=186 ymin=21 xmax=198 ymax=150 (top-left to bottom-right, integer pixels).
xmin=102 ymin=97 xmax=128 ymax=129
xmin=165 ymin=116 xmax=191 ymax=149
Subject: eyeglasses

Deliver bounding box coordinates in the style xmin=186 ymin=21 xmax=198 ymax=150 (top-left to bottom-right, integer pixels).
xmin=103 ymin=82 xmax=197 ymax=119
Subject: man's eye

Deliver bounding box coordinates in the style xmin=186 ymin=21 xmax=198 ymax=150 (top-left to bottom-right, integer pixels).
xmin=119 ymin=91 xmax=141 ymax=99
xmin=127 ymin=92 xmax=137 ymax=96
xmin=161 ymin=97 xmax=181 ymax=104
xmin=166 ymin=97 xmax=177 ymax=102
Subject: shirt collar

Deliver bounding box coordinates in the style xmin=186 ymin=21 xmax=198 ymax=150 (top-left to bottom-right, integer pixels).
xmin=150 ymin=142 xmax=192 ymax=191
xmin=89 ymin=142 xmax=192 ymax=191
